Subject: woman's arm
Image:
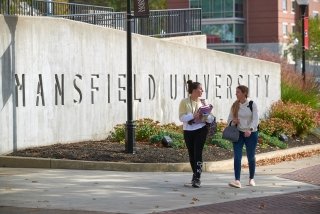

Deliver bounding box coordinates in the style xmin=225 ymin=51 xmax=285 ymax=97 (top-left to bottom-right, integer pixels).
xmin=250 ymin=101 xmax=259 ymax=130
xmin=179 ymin=100 xmax=194 ymax=123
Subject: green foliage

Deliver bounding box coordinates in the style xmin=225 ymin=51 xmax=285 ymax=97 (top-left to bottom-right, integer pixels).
xmin=269 ymin=101 xmax=317 ymax=136
xmin=259 ymin=118 xmax=295 ymax=137
xmin=287 ymin=16 xmax=320 ymax=62
xmin=209 ymin=132 xmax=233 ymax=150
xmin=150 ymin=131 xmax=185 ymax=149
xmin=135 ymin=118 xmax=159 ymax=141
xmin=109 ymin=124 xmax=125 ymax=142
xmin=281 ymin=80 xmax=319 ymax=109
xmin=109 ymin=118 xmax=184 ymax=148
xmin=259 ymin=132 xmax=287 ymax=149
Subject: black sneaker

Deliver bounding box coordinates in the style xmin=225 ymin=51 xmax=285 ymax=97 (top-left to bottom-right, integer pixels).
xmin=192 ymin=174 xmax=196 ymax=182
xmin=192 ymin=178 xmax=201 ymax=188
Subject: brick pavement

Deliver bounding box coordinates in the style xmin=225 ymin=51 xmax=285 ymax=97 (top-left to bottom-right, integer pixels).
xmin=156 ymin=189 xmax=320 ymax=214
xmin=156 ymin=165 xmax=320 ymax=214
xmin=279 ymin=164 xmax=320 ymax=186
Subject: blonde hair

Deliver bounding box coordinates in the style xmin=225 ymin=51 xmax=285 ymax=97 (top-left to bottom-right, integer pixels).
xmin=231 ymin=85 xmax=249 ymax=118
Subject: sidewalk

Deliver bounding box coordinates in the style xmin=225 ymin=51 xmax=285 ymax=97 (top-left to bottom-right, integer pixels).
xmin=0 ymin=154 xmax=319 ymax=214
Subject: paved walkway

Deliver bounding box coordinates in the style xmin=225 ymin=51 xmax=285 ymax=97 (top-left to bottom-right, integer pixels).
xmin=0 ymin=154 xmax=319 ymax=214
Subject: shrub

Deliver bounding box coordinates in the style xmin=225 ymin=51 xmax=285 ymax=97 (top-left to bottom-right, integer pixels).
xmin=149 ymin=131 xmax=185 ymax=149
xmin=217 ymin=120 xmax=228 ymax=132
xmin=109 ymin=124 xmax=125 ymax=142
xmin=109 ymin=118 xmax=160 ymax=142
xmin=269 ymin=101 xmax=317 ymax=136
xmin=259 ymin=132 xmax=288 ymax=149
xmin=259 ymin=118 xmax=295 ymax=137
xmin=109 ymin=119 xmax=184 ymax=145
xmin=210 ymin=132 xmax=233 ymax=150
xmin=135 ymin=118 xmax=160 ymax=141
xmin=281 ymin=82 xmax=319 ymax=109
xmin=243 ymin=50 xmax=320 ymax=109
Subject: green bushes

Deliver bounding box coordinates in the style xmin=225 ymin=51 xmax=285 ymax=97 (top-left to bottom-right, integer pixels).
xmin=258 ymin=132 xmax=287 ymax=149
xmin=109 ymin=118 xmax=185 ymax=148
xmin=281 ymin=83 xmax=319 ymax=109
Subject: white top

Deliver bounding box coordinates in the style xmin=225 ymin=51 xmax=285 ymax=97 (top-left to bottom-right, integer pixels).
xmin=227 ymin=99 xmax=259 ymax=132
xmin=179 ymin=97 xmax=215 ymax=131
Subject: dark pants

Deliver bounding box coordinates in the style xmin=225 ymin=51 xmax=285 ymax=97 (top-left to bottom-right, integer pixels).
xmin=232 ymin=131 xmax=258 ymax=181
xmin=183 ymin=125 xmax=208 ymax=179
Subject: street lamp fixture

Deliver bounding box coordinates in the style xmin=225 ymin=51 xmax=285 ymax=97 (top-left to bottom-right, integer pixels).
xmin=296 ymin=0 xmax=309 ymax=82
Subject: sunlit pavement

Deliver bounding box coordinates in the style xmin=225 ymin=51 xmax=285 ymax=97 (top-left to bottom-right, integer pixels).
xmin=0 ymin=155 xmax=319 ymax=214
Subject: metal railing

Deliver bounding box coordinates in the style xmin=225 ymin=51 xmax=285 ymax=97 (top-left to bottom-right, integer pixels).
xmin=0 ymin=0 xmax=201 ymax=37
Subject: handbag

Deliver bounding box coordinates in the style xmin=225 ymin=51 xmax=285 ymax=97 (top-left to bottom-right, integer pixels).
xmin=222 ymin=125 xmax=239 ymax=142
xmin=206 ymin=116 xmax=217 ymax=138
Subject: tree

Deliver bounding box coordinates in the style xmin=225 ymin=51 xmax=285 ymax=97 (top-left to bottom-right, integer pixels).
xmin=287 ymin=16 xmax=320 ymax=64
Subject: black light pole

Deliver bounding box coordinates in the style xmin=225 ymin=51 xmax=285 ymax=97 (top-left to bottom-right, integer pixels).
xmin=126 ymin=0 xmax=135 ymax=153
xmin=297 ymin=0 xmax=309 ymax=82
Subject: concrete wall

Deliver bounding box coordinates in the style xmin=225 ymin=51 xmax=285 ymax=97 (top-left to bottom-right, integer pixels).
xmin=0 ymin=15 xmax=281 ymax=154
xmin=162 ymin=35 xmax=207 ymax=49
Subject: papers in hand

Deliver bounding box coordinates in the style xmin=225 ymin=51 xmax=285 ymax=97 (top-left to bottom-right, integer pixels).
xmin=197 ymin=104 xmax=213 ymax=115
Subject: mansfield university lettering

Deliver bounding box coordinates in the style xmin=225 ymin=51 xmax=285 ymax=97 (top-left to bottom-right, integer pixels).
xmin=14 ymin=73 xmax=270 ymax=107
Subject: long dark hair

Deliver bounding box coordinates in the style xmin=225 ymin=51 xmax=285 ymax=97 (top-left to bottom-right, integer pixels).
xmin=187 ymin=80 xmax=201 ymax=94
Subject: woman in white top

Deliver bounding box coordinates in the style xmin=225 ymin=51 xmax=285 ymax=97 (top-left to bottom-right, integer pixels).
xmin=227 ymin=85 xmax=259 ymax=188
xmin=179 ymin=80 xmax=215 ymax=188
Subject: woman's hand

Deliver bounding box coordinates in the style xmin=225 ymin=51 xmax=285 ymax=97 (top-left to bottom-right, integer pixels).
xmin=244 ymin=130 xmax=251 ymax=137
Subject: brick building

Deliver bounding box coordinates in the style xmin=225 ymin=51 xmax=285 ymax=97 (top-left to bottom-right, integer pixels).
xmin=167 ymin=0 xmax=320 ymax=56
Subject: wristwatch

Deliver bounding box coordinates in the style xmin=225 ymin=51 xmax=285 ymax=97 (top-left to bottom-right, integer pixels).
xmin=250 ymin=128 xmax=254 ymax=131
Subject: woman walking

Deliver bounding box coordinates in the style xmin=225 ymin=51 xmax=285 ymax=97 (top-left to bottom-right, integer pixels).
xmin=179 ymin=80 xmax=215 ymax=188
xmin=227 ymin=85 xmax=259 ymax=188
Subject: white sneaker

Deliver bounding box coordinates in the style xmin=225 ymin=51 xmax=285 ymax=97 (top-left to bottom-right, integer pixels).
xmin=229 ymin=180 xmax=241 ymax=188
xmin=249 ymin=179 xmax=256 ymax=186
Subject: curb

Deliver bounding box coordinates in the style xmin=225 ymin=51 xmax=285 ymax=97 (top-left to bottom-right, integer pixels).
xmin=0 ymin=144 xmax=319 ymax=172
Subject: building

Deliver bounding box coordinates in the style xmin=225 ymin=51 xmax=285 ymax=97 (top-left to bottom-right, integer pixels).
xmin=167 ymin=0 xmax=320 ymax=56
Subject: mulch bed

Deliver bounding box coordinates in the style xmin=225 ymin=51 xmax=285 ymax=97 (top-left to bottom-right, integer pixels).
xmin=7 ymin=134 xmax=320 ymax=163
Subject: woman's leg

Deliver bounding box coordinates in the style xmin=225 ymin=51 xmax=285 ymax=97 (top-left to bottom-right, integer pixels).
xmin=233 ymin=133 xmax=245 ymax=181
xmin=193 ymin=126 xmax=208 ymax=179
xmin=245 ymin=131 xmax=258 ymax=179
xmin=184 ymin=130 xmax=196 ymax=175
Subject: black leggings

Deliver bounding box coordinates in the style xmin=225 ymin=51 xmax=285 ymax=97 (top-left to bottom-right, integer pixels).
xmin=183 ymin=125 xmax=208 ymax=179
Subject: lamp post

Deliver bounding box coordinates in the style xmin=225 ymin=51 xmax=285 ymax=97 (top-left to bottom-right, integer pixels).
xmin=126 ymin=0 xmax=135 ymax=153
xmin=296 ymin=0 xmax=309 ymax=82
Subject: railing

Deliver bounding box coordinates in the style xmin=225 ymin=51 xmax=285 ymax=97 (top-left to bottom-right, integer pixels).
xmin=0 ymin=0 xmax=201 ymax=37
xmin=133 ymin=9 xmax=201 ymax=37
xmin=0 ymin=0 xmax=113 ymax=16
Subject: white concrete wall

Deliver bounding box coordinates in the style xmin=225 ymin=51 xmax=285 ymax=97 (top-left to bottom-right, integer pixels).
xmin=0 ymin=15 xmax=281 ymax=154
xmin=162 ymin=35 xmax=207 ymax=49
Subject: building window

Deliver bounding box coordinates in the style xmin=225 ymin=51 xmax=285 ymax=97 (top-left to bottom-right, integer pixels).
xmin=190 ymin=0 xmax=201 ymax=8
xmin=282 ymin=0 xmax=287 ymax=11
xmin=191 ymin=0 xmax=244 ymax=19
xmin=282 ymin=23 xmax=288 ymax=36
xmin=235 ymin=0 xmax=244 ymax=17
xmin=203 ymin=23 xmax=244 ymax=44
xmin=313 ymin=11 xmax=319 ymax=17
xmin=291 ymin=0 xmax=295 ymax=13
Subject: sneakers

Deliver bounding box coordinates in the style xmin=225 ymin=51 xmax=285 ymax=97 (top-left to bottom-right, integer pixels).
xmin=229 ymin=180 xmax=241 ymax=188
xmin=249 ymin=179 xmax=256 ymax=186
xmin=192 ymin=178 xmax=201 ymax=188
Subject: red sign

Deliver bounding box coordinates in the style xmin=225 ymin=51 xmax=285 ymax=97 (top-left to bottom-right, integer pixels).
xmin=134 ymin=0 xmax=150 ymax=17
xmin=304 ymin=17 xmax=309 ymax=50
